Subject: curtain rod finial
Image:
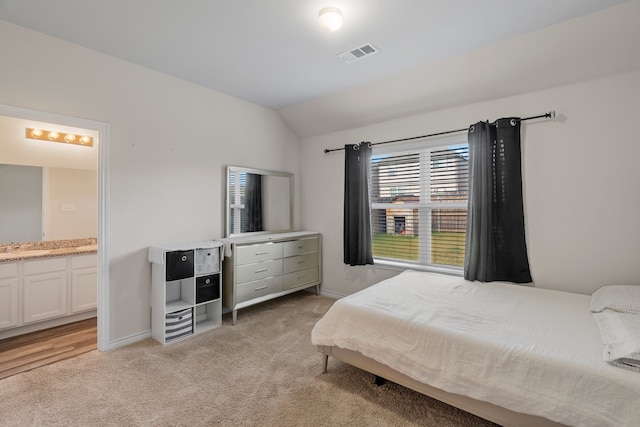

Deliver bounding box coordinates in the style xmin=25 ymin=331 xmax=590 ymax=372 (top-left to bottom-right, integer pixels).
xmin=549 ymin=111 xmax=556 ymax=119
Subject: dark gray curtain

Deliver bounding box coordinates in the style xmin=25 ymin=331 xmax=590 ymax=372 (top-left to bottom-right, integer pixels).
xmin=344 ymin=143 xmax=374 ymax=266
xmin=244 ymin=173 xmax=263 ymax=232
xmin=464 ymin=118 xmax=532 ymax=283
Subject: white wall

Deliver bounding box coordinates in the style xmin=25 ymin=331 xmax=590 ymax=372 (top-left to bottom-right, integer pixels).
xmin=45 ymin=167 xmax=97 ymax=240
xmin=300 ymin=70 xmax=640 ymax=297
xmin=0 ymin=21 xmax=301 ymax=345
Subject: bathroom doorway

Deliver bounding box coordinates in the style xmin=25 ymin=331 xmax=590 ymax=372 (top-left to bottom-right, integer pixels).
xmin=0 ymin=103 xmax=109 ymax=366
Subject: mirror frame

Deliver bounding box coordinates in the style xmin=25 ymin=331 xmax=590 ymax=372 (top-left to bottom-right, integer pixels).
xmin=225 ymin=165 xmax=294 ymax=238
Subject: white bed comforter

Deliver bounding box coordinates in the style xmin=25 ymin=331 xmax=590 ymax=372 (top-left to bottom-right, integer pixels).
xmin=311 ymin=271 xmax=640 ymax=427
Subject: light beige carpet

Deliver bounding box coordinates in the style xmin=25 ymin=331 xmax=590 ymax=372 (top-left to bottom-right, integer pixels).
xmin=0 ymin=292 xmax=497 ymax=426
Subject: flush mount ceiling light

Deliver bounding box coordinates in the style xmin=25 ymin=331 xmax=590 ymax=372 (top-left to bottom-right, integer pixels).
xmin=26 ymin=127 xmax=94 ymax=147
xmin=319 ymin=7 xmax=343 ymax=32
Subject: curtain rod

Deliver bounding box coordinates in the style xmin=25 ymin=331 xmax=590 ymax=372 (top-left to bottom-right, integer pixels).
xmin=323 ymin=111 xmax=556 ymax=154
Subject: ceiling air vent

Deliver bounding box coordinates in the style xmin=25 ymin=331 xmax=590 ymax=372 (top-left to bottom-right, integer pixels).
xmin=338 ymin=42 xmax=379 ymax=64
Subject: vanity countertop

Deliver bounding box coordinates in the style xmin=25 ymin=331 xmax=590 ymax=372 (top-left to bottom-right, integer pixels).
xmin=0 ymin=238 xmax=97 ymax=263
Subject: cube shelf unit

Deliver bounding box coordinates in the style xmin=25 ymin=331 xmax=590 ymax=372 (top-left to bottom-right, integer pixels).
xmin=149 ymin=241 xmax=223 ymax=344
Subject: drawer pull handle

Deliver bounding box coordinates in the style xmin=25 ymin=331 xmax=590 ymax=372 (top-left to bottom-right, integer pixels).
xmin=298 ymin=260 xmax=306 ymax=264
xmin=255 ymin=252 xmax=269 ymax=255
xmin=254 ymin=286 xmax=268 ymax=291
xmin=255 ymin=269 xmax=268 ymax=273
xmin=297 ymin=275 xmax=306 ymax=280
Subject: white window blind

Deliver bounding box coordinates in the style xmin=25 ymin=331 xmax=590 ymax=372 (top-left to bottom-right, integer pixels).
xmin=370 ymin=141 xmax=468 ymax=270
xmin=229 ymin=172 xmax=246 ymax=233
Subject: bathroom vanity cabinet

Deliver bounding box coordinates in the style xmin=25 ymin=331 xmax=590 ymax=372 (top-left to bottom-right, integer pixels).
xmin=0 ymin=263 xmax=19 ymax=330
xmin=0 ymin=253 xmax=97 ymax=339
xmin=70 ymin=254 xmax=98 ymax=313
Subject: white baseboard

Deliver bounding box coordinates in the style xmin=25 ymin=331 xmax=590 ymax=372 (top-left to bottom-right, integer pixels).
xmin=318 ymin=289 xmax=345 ymax=299
xmin=300 ymin=285 xmax=344 ymax=299
xmin=107 ymin=329 xmax=151 ymax=350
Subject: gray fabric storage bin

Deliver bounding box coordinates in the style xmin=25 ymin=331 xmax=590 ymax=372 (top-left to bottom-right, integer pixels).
xmin=165 ymin=308 xmax=193 ymax=342
xmin=196 ymin=247 xmax=220 ymax=275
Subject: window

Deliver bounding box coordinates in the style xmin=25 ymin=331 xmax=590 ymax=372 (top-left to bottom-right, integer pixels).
xmin=228 ymin=171 xmax=247 ymax=233
xmin=370 ymin=138 xmax=468 ymax=270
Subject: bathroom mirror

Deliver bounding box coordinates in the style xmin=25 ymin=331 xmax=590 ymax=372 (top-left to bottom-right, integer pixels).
xmin=0 ymin=164 xmax=97 ymax=244
xmin=225 ymin=166 xmax=293 ymax=237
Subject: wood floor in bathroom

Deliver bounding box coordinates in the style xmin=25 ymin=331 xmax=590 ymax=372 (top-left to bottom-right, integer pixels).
xmin=0 ymin=318 xmax=97 ymax=380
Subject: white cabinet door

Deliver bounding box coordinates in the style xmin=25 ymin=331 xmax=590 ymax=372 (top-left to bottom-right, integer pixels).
xmin=23 ymin=271 xmax=67 ymax=323
xmin=71 ymin=255 xmax=97 ymax=313
xmin=71 ymin=267 xmax=97 ymax=313
xmin=0 ymin=278 xmax=19 ymax=330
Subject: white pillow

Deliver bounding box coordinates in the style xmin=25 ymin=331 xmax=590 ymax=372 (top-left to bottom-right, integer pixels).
xmin=590 ymin=285 xmax=640 ymax=314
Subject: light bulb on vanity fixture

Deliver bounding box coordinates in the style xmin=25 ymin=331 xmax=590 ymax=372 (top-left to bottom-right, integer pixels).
xmin=319 ymin=7 xmax=343 ymax=32
xmin=25 ymin=127 xmax=94 ymax=147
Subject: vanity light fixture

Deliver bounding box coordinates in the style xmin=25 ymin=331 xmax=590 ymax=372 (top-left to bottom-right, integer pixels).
xmin=319 ymin=7 xmax=343 ymax=32
xmin=25 ymin=127 xmax=93 ymax=147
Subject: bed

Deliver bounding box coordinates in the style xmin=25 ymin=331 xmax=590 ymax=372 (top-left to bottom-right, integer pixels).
xmin=311 ymin=271 xmax=640 ymax=427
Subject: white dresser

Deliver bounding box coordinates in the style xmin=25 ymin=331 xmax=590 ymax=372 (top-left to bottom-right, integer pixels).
xmin=222 ymin=231 xmax=321 ymax=325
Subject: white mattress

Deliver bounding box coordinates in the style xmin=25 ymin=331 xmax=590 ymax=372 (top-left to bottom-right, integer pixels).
xmin=311 ymin=271 xmax=640 ymax=427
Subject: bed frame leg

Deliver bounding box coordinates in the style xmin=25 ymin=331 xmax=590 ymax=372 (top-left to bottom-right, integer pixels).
xmin=374 ymin=375 xmax=386 ymax=386
xmin=322 ymin=354 xmax=328 ymax=374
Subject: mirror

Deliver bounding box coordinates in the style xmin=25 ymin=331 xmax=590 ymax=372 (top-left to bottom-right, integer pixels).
xmin=0 ymin=164 xmax=42 ymax=242
xmin=225 ymin=166 xmax=293 ymax=237
xmin=0 ymin=164 xmax=98 ymax=244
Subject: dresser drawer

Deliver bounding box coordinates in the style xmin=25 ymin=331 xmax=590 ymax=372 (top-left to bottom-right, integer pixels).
xmin=283 ymin=253 xmax=319 ymax=274
xmin=236 ymin=276 xmax=283 ymax=303
xmin=283 ymin=237 xmax=319 ymax=257
xmin=236 ymin=259 xmax=283 ymax=283
xmin=236 ymin=243 xmax=283 ymax=265
xmin=283 ymin=267 xmax=319 ymax=290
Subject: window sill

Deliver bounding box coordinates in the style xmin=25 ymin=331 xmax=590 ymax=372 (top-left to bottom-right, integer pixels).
xmin=373 ymin=259 xmax=464 ymax=277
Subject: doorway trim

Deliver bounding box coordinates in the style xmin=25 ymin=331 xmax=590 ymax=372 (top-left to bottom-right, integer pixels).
xmin=0 ymin=102 xmax=110 ymax=351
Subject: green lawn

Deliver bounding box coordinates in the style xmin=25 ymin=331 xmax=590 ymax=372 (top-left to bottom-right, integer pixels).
xmin=372 ymin=232 xmax=465 ymax=267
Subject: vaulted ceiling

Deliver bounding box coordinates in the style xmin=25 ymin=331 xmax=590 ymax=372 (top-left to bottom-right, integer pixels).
xmin=1 ymin=0 xmax=639 ymax=136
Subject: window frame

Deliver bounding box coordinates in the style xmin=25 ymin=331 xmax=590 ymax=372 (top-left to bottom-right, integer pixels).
xmin=369 ymin=133 xmax=468 ymax=275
